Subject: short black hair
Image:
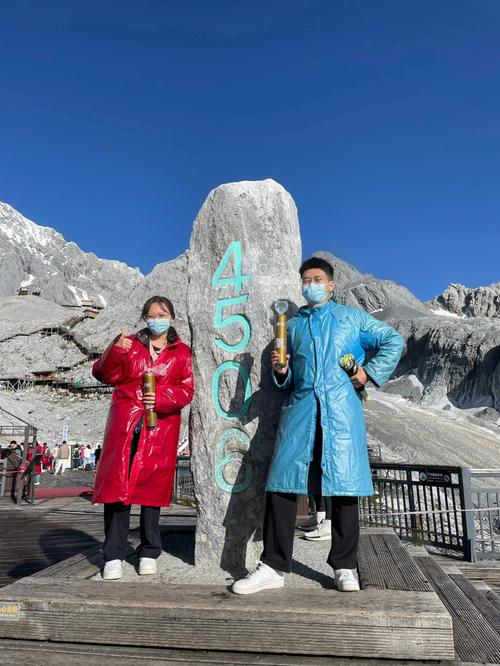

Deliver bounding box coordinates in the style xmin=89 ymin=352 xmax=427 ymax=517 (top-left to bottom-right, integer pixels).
xmin=299 ymin=257 xmax=334 ymax=280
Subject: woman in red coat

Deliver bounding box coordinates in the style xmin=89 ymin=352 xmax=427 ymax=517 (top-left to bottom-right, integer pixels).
xmin=92 ymin=296 xmax=194 ymax=581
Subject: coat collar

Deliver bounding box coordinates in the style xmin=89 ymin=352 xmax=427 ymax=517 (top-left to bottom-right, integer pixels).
xmin=136 ymin=328 xmax=180 ymax=349
xmin=297 ymin=299 xmax=337 ymax=319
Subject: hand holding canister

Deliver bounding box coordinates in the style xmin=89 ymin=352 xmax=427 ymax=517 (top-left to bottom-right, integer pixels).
xmin=339 ymin=354 xmax=369 ymax=401
xmin=143 ymin=371 xmax=158 ymax=428
xmin=273 ymin=300 xmax=289 ymax=369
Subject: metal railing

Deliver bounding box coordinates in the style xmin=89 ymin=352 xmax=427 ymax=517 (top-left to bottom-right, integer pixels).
xmin=468 ymin=469 xmax=500 ymax=561
xmin=0 ymin=458 xmax=7 ymax=497
xmin=172 ymin=456 xmax=195 ymax=505
xmin=359 ymin=464 xmax=475 ymax=560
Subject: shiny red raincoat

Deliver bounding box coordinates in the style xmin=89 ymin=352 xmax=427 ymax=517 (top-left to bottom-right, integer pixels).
xmin=92 ymin=330 xmax=194 ymax=506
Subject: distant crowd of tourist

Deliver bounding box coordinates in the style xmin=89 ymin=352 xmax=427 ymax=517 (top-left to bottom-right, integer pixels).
xmin=0 ymin=440 xmax=103 ymax=483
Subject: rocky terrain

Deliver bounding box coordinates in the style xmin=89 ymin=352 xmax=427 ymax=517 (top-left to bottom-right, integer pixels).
xmin=0 ymin=202 xmax=142 ymax=307
xmin=428 ymin=282 xmax=500 ymax=318
xmin=0 ymin=182 xmax=498 ymax=469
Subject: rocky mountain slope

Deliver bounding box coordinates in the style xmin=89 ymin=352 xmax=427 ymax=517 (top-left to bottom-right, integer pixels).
xmin=0 ymin=186 xmax=498 ymax=464
xmin=313 ymin=250 xmax=500 ymax=414
xmin=0 ymin=202 xmax=143 ymax=307
xmin=428 ymin=282 xmax=500 ymax=318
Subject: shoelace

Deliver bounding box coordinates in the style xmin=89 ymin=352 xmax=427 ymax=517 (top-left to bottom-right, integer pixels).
xmin=246 ymin=561 xmax=264 ymax=578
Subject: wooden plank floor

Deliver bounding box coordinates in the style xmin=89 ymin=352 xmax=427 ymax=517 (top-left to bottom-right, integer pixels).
xmin=0 ymin=505 xmax=103 ymax=587
xmin=0 ymin=500 xmax=196 ymax=588
xmin=4 ymin=501 xmax=500 ymax=664
xmin=415 ymin=556 xmax=500 ymax=664
xmin=0 ymin=577 xmax=454 ymax=661
xmin=0 ymin=638 xmax=483 ymax=666
xmin=358 ymin=530 xmax=432 ymax=592
xmin=432 ymin=555 xmax=500 ymax=595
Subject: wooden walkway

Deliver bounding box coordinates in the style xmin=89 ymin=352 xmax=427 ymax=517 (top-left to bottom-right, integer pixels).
xmin=1 ymin=501 xmax=499 ymax=664
xmin=0 ymin=498 xmax=196 ymax=588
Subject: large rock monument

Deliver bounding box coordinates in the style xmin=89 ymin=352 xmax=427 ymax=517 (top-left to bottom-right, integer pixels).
xmin=187 ymin=179 xmax=302 ymax=573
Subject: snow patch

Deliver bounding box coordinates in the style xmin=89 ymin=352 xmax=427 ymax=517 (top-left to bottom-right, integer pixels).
xmin=20 ymin=274 xmax=35 ymax=287
xmin=429 ymin=308 xmax=465 ymax=318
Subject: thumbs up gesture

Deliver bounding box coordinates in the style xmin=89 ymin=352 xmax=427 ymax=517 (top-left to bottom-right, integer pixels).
xmin=114 ymin=329 xmax=133 ymax=351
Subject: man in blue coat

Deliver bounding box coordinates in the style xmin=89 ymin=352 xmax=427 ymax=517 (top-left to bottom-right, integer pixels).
xmin=232 ymin=257 xmax=404 ymax=594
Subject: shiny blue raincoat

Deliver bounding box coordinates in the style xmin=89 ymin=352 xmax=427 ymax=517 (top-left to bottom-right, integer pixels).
xmin=265 ymin=300 xmax=404 ymax=497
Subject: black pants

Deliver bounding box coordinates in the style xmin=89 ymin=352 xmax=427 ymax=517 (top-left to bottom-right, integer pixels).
xmin=103 ymin=503 xmax=161 ymax=562
xmin=261 ymin=492 xmax=359 ymax=572
xmin=102 ymin=424 xmax=162 ymax=562
xmin=261 ymin=408 xmax=359 ymax=573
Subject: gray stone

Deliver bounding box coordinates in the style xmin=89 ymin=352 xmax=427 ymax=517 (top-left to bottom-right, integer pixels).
xmin=0 ymin=296 xmax=77 ymax=341
xmin=382 ymin=374 xmax=424 ymax=403
xmin=187 ymin=179 xmax=302 ymax=572
xmin=472 ymin=407 xmax=500 ymax=425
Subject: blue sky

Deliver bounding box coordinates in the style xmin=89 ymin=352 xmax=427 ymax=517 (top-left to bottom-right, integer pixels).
xmin=1 ymin=0 xmax=499 ymax=300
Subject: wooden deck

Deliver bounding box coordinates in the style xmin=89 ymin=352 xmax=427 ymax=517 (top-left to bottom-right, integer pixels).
xmin=1 ymin=501 xmax=499 ymax=664
xmin=0 ymin=526 xmax=455 ymax=663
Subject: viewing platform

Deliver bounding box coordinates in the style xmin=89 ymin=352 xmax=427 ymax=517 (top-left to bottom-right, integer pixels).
xmin=1 ymin=513 xmax=499 ymax=665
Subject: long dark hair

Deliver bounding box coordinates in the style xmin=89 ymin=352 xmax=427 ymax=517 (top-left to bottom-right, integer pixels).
xmin=141 ymin=296 xmax=179 ymax=344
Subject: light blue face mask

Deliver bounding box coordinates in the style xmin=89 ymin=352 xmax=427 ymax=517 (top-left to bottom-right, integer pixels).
xmin=146 ymin=319 xmax=171 ymax=335
xmin=302 ymin=283 xmax=328 ymax=305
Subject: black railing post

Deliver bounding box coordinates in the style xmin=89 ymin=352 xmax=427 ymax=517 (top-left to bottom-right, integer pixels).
xmin=459 ymin=467 xmax=476 ymax=563
xmin=406 ymin=469 xmax=418 ymax=534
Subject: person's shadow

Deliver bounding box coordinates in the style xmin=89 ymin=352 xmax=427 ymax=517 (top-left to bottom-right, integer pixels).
xmin=8 ymin=528 xmax=102 ymax=581
xmin=219 ymin=300 xmax=299 ymax=577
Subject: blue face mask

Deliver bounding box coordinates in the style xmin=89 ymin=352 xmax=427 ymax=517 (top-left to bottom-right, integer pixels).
xmin=146 ymin=319 xmax=171 ymax=335
xmin=302 ymin=283 xmax=328 ymax=305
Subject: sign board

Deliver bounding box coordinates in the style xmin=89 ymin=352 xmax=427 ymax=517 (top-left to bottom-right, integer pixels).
xmin=417 ymin=469 xmax=454 ymax=486
xmin=0 ymin=603 xmax=20 ymax=621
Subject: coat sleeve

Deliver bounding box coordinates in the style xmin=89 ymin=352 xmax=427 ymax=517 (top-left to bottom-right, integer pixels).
xmin=358 ymin=311 xmax=405 ymax=388
xmin=155 ymin=349 xmax=195 ymax=415
xmin=92 ymin=336 xmax=129 ymax=385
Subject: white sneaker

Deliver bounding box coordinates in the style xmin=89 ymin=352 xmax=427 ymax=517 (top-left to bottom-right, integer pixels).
xmin=139 ymin=557 xmax=158 ymax=575
xmin=102 ymin=559 xmax=122 ymax=581
xmin=334 ymin=568 xmax=360 ymax=592
xmin=304 ymin=519 xmax=331 ymax=541
xmin=232 ymin=561 xmax=284 ymax=595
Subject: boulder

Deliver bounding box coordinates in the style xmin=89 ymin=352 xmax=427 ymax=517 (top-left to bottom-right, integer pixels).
xmin=382 ymin=374 xmax=424 ymax=403
xmin=187 ymin=179 xmax=302 ymax=572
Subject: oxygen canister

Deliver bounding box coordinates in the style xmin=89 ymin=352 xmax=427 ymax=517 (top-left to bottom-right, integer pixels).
xmin=143 ymin=371 xmax=158 ymax=428
xmin=275 ymin=314 xmax=288 ymax=368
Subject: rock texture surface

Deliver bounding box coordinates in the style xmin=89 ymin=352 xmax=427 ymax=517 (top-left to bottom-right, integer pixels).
xmin=429 ymin=282 xmax=500 ymax=318
xmin=187 ymin=179 xmax=302 ymax=572
xmin=365 ymin=391 xmax=500 ymax=468
xmin=314 ymin=251 xmax=430 ymax=320
xmin=71 ymin=253 xmax=190 ymax=353
xmin=393 ymin=317 xmax=500 ymax=410
xmin=382 ymin=374 xmax=424 ymax=403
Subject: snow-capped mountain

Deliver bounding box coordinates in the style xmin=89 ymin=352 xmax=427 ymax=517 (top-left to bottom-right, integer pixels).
xmin=0 ymin=202 xmax=143 ymax=306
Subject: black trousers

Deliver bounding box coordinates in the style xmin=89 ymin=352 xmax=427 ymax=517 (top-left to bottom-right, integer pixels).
xmin=102 ymin=424 xmax=162 ymax=562
xmin=103 ymin=502 xmax=161 ymax=562
xmin=261 ymin=492 xmax=359 ymax=572
xmin=261 ymin=408 xmax=359 ymax=573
